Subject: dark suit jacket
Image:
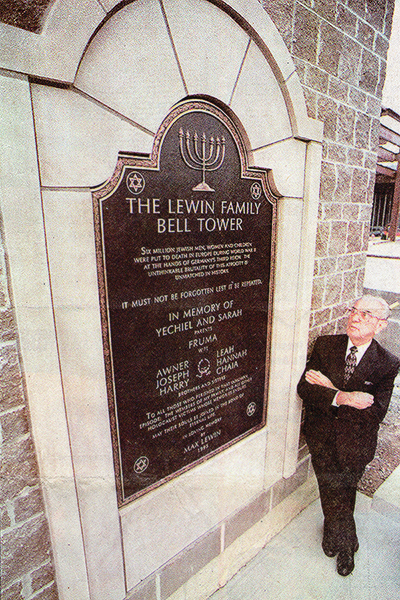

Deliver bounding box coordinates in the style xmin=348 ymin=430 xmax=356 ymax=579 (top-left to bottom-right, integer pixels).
xmin=297 ymin=334 xmax=400 ymax=472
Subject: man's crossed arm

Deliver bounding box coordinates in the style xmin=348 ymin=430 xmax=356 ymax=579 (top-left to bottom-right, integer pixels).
xmin=305 ymin=369 xmax=374 ymax=410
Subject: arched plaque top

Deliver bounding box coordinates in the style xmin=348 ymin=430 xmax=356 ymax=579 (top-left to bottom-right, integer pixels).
xmin=92 ymin=99 xmax=278 ymax=205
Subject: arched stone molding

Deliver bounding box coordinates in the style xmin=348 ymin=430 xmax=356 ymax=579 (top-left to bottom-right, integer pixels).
xmin=0 ymin=0 xmax=105 ymax=82
xmin=0 ymin=1 xmax=323 ymax=599
xmin=0 ymin=0 xmax=320 ymax=144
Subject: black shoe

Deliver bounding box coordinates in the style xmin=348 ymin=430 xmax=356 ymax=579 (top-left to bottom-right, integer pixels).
xmin=336 ymin=551 xmax=355 ymax=576
xmin=322 ymin=535 xmax=338 ymax=557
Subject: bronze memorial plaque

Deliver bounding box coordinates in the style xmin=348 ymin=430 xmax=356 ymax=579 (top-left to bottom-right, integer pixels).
xmin=93 ymin=100 xmax=276 ymax=504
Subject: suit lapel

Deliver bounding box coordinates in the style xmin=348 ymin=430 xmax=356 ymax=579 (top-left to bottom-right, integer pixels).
xmin=327 ymin=335 xmax=348 ymax=389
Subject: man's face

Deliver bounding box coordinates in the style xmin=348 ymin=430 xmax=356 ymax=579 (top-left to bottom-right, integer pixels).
xmin=346 ymin=297 xmax=388 ymax=346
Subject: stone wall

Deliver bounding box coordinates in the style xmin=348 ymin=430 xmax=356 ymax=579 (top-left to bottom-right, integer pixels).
xmin=0 ymin=0 xmax=52 ymax=33
xmin=0 ymin=215 xmax=58 ymax=599
xmin=263 ymin=0 xmax=395 ymax=343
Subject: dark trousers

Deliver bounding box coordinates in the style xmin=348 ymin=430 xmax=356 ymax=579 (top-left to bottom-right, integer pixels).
xmin=310 ymin=448 xmax=364 ymax=552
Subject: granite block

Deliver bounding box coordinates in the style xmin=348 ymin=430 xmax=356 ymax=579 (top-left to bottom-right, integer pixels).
xmin=224 ymin=489 xmax=271 ymax=548
xmin=160 ymin=528 xmax=221 ymax=600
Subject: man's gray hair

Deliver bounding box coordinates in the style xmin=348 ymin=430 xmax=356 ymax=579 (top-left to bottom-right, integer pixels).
xmin=357 ymin=294 xmax=390 ymax=319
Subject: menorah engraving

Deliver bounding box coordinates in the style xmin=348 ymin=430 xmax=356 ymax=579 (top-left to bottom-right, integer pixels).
xmin=179 ymin=128 xmax=225 ymax=192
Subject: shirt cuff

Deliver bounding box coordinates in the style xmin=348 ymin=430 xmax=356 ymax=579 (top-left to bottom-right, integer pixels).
xmin=332 ymin=391 xmax=340 ymax=407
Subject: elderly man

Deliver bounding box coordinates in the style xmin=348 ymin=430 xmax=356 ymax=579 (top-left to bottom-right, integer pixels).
xmin=297 ymin=295 xmax=400 ymax=576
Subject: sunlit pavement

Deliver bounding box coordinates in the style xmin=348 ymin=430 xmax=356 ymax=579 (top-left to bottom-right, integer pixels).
xmin=208 ymin=492 xmax=400 ymax=600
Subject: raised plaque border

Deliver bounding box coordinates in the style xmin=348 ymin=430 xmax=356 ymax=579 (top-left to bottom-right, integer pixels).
xmin=92 ymin=98 xmax=278 ymax=505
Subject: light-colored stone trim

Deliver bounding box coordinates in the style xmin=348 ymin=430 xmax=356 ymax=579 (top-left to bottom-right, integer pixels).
xmin=163 ymin=473 xmax=318 ymax=600
xmin=263 ymin=196 xmax=304 ymax=486
xmin=0 ymin=0 xmax=323 ymax=146
xmin=41 ymin=189 xmax=126 ymax=600
xmin=209 ymin=0 xmax=323 ymax=142
xmin=0 ymin=0 xmax=106 ymax=81
xmin=283 ymin=140 xmax=323 ymax=477
xmin=0 ymin=73 xmax=91 ymax=600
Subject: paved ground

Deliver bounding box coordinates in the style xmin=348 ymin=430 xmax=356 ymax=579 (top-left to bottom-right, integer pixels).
xmin=208 ymin=493 xmax=400 ymax=600
xmin=358 ymin=374 xmax=400 ymax=496
xmin=364 ymin=240 xmax=400 ymax=294
xmin=366 ymin=239 xmax=400 ymax=258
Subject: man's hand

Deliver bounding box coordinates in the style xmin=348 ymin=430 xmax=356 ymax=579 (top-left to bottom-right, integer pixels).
xmin=304 ymin=370 xmax=374 ymax=409
xmin=336 ymin=391 xmax=374 ymax=410
xmin=305 ymin=370 xmax=337 ymax=389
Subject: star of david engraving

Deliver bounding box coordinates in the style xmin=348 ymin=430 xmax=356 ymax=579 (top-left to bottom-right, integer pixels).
xmin=134 ymin=456 xmax=149 ymax=473
xmin=250 ymin=182 xmax=262 ymax=200
xmin=246 ymin=402 xmax=256 ymax=417
xmin=127 ymin=171 xmax=145 ymax=195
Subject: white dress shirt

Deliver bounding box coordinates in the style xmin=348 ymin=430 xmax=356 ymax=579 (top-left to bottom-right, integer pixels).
xmin=345 ymin=338 xmax=371 ymax=366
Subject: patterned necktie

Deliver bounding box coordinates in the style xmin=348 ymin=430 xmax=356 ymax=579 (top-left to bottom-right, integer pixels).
xmin=344 ymin=346 xmax=358 ymax=385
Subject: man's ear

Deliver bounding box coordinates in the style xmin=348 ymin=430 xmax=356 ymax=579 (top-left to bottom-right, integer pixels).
xmin=376 ymin=319 xmax=388 ymax=334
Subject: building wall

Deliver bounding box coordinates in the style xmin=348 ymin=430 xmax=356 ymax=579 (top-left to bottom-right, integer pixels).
xmin=265 ymin=0 xmax=395 ymax=341
xmin=0 ymin=1 xmax=395 ymax=599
